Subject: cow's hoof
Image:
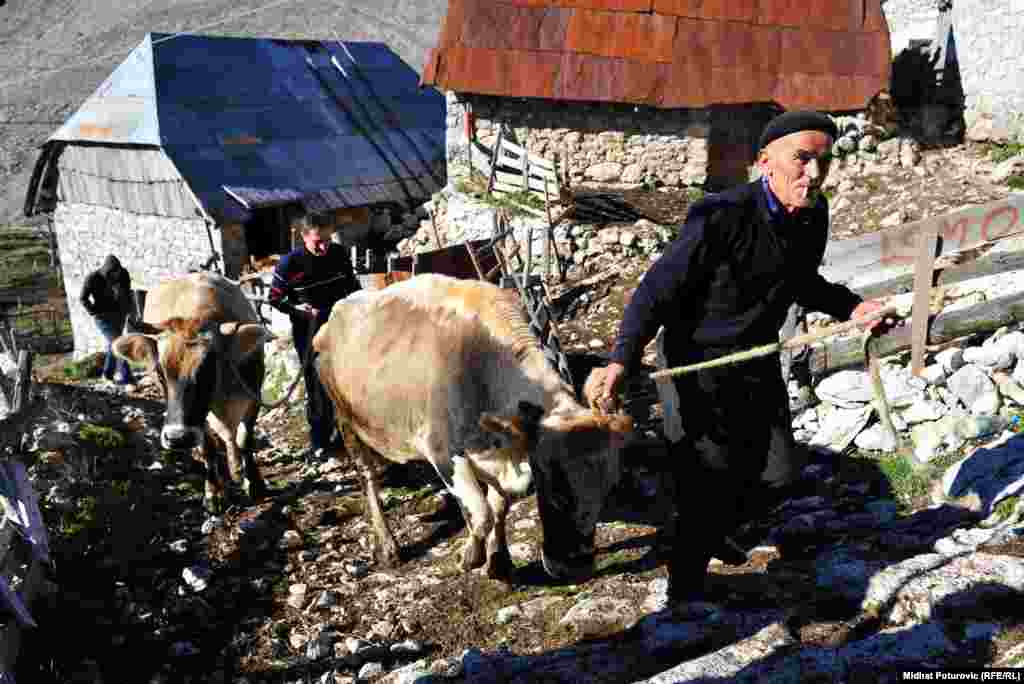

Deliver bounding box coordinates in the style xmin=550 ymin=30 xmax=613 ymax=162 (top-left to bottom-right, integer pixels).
xmin=461 ymin=538 xmax=486 ymax=571
xmin=484 ymin=550 xmax=516 ymax=581
xmin=541 ymin=548 xmax=594 ymax=583
xmin=244 ymin=478 xmax=268 ymax=501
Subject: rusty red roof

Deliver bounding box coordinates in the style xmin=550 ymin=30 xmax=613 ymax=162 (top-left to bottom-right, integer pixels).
xmin=422 ymin=0 xmax=891 ymax=111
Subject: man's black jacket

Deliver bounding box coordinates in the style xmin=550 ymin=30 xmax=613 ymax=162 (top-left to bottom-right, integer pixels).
xmin=610 ymin=180 xmax=862 ymax=371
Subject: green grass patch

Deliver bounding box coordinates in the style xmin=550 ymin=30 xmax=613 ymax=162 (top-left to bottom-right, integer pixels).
xmin=0 ymin=227 xmax=54 ymax=290
xmin=454 ymin=172 xmax=548 ymax=217
xmin=989 ymin=142 xmax=1024 ymax=164
xmin=78 ymin=424 xmax=126 ymax=450
xmin=1007 ymin=175 xmax=1024 ymax=191
xmin=594 ymin=549 xmax=636 ymax=573
xmin=62 ymin=353 xmax=104 ymax=381
xmin=991 ymin=495 xmax=1020 ymax=523
xmin=686 ymin=187 xmax=706 ymax=203
xmin=876 ymin=451 xmax=932 ymax=508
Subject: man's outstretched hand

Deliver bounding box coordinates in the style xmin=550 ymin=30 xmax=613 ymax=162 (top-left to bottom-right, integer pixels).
xmin=851 ymin=299 xmax=900 ymax=335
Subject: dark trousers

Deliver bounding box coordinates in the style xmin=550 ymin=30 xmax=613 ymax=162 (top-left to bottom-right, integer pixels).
xmin=95 ymin=317 xmax=134 ymax=384
xmin=665 ymin=351 xmax=804 ymax=600
xmin=292 ymin=317 xmax=335 ymax=451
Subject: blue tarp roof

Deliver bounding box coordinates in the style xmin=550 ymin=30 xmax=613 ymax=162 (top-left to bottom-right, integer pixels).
xmin=49 ymin=33 xmax=446 ymax=223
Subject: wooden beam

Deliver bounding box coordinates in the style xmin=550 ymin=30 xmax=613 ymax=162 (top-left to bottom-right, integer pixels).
xmin=807 ymin=290 xmax=1024 ymax=376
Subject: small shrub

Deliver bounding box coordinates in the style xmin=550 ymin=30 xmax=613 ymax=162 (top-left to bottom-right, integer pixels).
xmin=686 ymin=187 xmax=706 ymax=203
xmin=63 ymin=353 xmax=104 ymax=381
xmin=991 ymin=495 xmax=1020 ymax=523
xmin=1007 ymin=174 xmax=1024 ymax=191
xmin=877 ymin=451 xmax=931 ymax=506
xmin=78 ymin=424 xmax=126 ymax=450
xmin=990 ymin=142 xmax=1024 ymax=164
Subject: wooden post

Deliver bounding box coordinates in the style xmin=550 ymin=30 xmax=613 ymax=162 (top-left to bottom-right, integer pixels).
xmin=910 ymin=224 xmax=941 ymax=376
xmin=521 ymin=137 xmax=529 ymax=193
xmin=542 ymin=179 xmax=553 ymax=281
xmin=11 ymin=351 xmax=32 ymax=416
xmin=430 ymin=209 xmax=445 ymax=249
xmin=487 ymin=126 xmax=504 ymax=195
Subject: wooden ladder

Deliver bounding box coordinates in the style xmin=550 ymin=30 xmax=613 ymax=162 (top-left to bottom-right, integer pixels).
xmin=464 ymin=211 xmax=574 ymax=389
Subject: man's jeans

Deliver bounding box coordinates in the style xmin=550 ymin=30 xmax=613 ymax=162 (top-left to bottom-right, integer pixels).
xmin=95 ymin=317 xmax=134 ymax=384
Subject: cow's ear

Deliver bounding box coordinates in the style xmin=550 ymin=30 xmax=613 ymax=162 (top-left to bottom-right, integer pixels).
xmin=225 ymin=323 xmax=274 ymax=361
xmin=112 ymin=334 xmax=158 ymax=370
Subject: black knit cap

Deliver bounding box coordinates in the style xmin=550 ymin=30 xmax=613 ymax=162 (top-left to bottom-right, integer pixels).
xmin=758 ymin=110 xmax=839 ymax=150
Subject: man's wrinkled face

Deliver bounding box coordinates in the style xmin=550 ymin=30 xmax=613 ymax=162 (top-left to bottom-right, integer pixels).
xmin=758 ymin=130 xmax=833 ymax=214
xmin=301 ymin=228 xmax=332 ymax=257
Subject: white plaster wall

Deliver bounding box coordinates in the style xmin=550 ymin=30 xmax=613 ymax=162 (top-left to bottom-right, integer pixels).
xmin=883 ymin=0 xmax=943 ymax=54
xmin=952 ymin=0 xmax=1024 ymax=141
xmin=55 ymin=202 xmax=222 ymax=358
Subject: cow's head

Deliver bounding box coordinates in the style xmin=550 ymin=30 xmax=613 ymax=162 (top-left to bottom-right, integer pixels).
xmin=113 ymin=317 xmax=272 ymax=451
xmin=480 ymin=400 xmax=634 ymax=581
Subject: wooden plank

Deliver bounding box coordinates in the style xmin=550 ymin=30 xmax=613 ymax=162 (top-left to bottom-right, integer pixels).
xmin=498 ymin=137 xmax=527 ymax=157
xmin=821 ymin=194 xmax=1024 ymax=291
xmin=11 ymin=352 xmax=31 ymax=416
xmin=910 ymin=224 xmax=940 ymax=376
xmin=521 ymin=141 xmax=529 ymax=192
xmin=494 ymin=171 xmax=558 ymax=194
xmin=487 ymin=127 xmax=504 ymax=194
xmin=498 ymin=138 xmax=556 ymax=170
xmin=808 ymin=289 xmax=1024 ymax=376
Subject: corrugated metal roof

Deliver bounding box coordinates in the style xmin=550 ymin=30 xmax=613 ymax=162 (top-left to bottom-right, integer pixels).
xmin=42 ymin=33 xmax=447 ymax=223
xmin=423 ymin=0 xmax=891 ymax=111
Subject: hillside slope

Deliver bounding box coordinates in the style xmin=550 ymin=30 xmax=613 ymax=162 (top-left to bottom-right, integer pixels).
xmin=0 ymin=0 xmax=447 ymax=224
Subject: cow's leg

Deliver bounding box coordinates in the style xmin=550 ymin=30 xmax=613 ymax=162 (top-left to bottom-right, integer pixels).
xmin=451 ymin=456 xmax=492 ymax=572
xmin=208 ymin=405 xmax=247 ymax=484
xmin=235 ymin=399 xmax=266 ymax=499
xmin=483 ymin=485 xmax=515 ymax=580
xmin=195 ymin=436 xmax=225 ymax=514
xmin=345 ymin=429 xmax=401 ymax=567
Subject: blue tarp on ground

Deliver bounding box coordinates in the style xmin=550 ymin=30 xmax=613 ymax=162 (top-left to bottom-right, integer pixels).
xmin=48 ymin=33 xmax=446 ymax=223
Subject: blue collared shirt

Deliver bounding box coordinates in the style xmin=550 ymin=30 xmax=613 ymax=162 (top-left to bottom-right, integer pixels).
xmin=761 ymin=175 xmax=784 ymax=222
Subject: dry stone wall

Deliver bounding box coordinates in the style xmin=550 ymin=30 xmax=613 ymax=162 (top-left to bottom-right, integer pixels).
xmin=54 ymin=202 xmax=223 ymax=358
xmin=447 ymin=94 xmax=776 ymax=192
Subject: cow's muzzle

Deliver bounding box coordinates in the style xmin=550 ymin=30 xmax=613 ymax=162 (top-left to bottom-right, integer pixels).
xmin=162 ymin=424 xmax=204 ymax=451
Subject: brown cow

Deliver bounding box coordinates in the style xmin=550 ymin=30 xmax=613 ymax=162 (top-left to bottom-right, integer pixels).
xmin=313 ymin=274 xmax=633 ymax=580
xmin=113 ymin=273 xmax=273 ymax=511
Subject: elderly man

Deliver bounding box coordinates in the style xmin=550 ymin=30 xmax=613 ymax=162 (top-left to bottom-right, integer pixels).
xmin=596 ymin=111 xmax=886 ymax=609
xmin=269 ymin=210 xmax=361 ymax=462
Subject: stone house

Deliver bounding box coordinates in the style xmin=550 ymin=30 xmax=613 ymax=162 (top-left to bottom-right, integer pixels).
xmin=421 ymin=0 xmax=891 ymax=192
xmin=23 ymin=33 xmax=446 ymax=357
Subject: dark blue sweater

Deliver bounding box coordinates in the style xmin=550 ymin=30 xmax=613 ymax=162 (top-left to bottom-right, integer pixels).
xmin=610 ymin=180 xmax=861 ymax=371
xmin=269 ymin=243 xmax=361 ymax=326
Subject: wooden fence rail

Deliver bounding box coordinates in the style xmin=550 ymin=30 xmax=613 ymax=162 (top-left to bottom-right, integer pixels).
xmin=471 ymin=133 xmax=562 ymax=202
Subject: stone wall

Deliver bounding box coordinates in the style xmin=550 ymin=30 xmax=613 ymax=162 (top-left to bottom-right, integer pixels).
xmin=882 ymin=0 xmax=944 ymax=54
xmin=55 ymin=202 xmax=224 ymax=358
xmin=952 ymin=0 xmax=1024 ymax=142
xmin=447 ymin=94 xmax=777 ymax=192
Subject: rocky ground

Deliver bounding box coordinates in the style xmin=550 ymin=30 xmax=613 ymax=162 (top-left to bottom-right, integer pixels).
xmin=6 ymin=138 xmax=1024 ymax=683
